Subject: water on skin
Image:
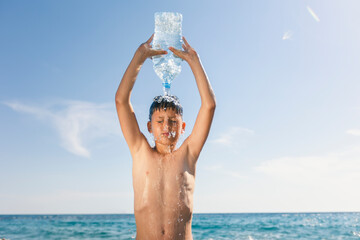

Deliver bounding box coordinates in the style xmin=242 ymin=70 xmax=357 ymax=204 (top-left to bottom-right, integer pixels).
xmin=154 ymin=147 xmax=188 ymax=237
xmin=148 ymin=105 xmax=187 ymax=236
xmin=151 ymin=121 xmax=185 ymax=152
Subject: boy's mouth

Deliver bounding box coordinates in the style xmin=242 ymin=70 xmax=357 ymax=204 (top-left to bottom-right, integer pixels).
xmin=161 ymin=132 xmax=177 ymax=138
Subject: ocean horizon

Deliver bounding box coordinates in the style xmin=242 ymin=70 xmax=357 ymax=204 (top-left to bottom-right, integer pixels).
xmin=1 ymin=212 xmax=360 ymax=239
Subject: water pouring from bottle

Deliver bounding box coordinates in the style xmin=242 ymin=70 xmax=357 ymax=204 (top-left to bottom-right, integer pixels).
xmin=152 ymin=12 xmax=183 ymax=96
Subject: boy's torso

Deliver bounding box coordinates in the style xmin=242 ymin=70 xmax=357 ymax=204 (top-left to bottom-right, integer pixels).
xmin=132 ymin=140 xmax=196 ymax=240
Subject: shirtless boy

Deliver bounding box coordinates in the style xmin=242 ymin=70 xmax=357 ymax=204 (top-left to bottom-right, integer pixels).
xmin=115 ymin=34 xmax=216 ymax=240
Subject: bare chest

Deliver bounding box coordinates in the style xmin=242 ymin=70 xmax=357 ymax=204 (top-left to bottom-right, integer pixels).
xmin=131 ymin=148 xmax=196 ymax=239
xmin=132 ymin=151 xmax=195 ymax=214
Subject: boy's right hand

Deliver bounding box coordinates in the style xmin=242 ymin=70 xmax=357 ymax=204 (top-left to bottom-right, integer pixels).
xmin=136 ymin=34 xmax=167 ymax=63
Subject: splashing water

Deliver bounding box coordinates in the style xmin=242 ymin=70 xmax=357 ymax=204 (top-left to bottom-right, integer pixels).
xmin=169 ymin=131 xmax=176 ymax=138
xmin=153 ymin=95 xmax=181 ymax=107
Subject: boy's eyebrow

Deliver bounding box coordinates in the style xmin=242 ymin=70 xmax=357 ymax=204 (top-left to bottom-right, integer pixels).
xmin=155 ymin=116 xmax=177 ymax=120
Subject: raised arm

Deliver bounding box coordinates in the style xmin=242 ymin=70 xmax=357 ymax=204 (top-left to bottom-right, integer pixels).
xmin=115 ymin=35 xmax=167 ymax=154
xmin=169 ymin=37 xmax=216 ymax=161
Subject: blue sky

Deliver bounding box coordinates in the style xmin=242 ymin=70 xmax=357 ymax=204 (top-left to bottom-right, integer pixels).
xmin=1 ymin=0 xmax=360 ymax=214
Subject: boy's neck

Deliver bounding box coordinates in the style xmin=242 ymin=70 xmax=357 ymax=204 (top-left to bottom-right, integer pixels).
xmin=155 ymin=143 xmax=176 ymax=154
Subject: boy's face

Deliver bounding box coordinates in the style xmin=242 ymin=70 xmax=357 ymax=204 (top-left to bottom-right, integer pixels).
xmin=147 ymin=108 xmax=185 ymax=147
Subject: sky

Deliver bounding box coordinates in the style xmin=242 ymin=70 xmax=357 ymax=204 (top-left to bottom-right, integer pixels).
xmin=1 ymin=0 xmax=360 ymax=214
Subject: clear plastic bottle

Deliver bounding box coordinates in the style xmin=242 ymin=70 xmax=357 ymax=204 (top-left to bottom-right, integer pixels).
xmin=152 ymin=12 xmax=183 ymax=95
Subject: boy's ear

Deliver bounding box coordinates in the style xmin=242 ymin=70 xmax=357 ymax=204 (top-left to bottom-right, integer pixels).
xmin=181 ymin=122 xmax=186 ymax=134
xmin=147 ymin=121 xmax=152 ymax=133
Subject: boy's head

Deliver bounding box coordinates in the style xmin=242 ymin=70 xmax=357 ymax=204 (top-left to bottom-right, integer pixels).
xmin=149 ymin=95 xmax=183 ymax=121
xmin=147 ymin=95 xmax=185 ymax=147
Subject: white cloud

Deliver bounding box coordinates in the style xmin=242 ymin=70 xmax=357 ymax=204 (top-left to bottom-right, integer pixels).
xmin=307 ymin=6 xmax=320 ymax=22
xmin=3 ymin=100 xmax=121 ymax=158
xmin=282 ymin=31 xmax=293 ymax=40
xmin=347 ymin=129 xmax=360 ymax=136
xmin=0 ymin=190 xmax=132 ymax=214
xmin=255 ymin=145 xmax=360 ymax=186
xmin=252 ymin=145 xmax=360 ymax=211
xmin=212 ymin=127 xmax=254 ymax=147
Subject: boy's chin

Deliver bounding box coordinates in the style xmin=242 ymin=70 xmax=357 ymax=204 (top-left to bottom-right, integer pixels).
xmin=155 ymin=138 xmax=179 ymax=145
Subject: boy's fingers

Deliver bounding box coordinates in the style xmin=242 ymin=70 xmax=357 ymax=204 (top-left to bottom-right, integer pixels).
xmin=182 ymin=37 xmax=190 ymax=46
xmin=169 ymin=47 xmax=185 ymax=59
xmin=169 ymin=47 xmax=182 ymax=53
xmin=151 ymin=49 xmax=168 ymax=56
xmin=169 ymin=47 xmax=178 ymax=54
xmin=146 ymin=34 xmax=154 ymax=44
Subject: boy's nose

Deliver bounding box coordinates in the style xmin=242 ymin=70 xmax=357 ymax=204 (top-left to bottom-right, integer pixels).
xmin=163 ymin=122 xmax=169 ymax=130
xmin=163 ymin=121 xmax=172 ymax=130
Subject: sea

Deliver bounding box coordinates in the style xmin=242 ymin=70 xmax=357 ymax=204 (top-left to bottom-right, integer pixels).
xmin=1 ymin=213 xmax=360 ymax=239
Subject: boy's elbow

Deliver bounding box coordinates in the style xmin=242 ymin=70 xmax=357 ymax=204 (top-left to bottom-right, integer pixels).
xmin=115 ymin=95 xmax=126 ymax=106
xmin=115 ymin=95 xmax=121 ymax=105
xmin=209 ymin=95 xmax=217 ymax=109
xmin=209 ymin=91 xmax=217 ymax=109
xmin=210 ymin=101 xmax=216 ymax=111
xmin=115 ymin=91 xmax=126 ymax=105
xmin=204 ymin=98 xmax=216 ymax=111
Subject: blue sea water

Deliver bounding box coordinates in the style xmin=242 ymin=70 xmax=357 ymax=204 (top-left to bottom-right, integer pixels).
xmin=1 ymin=213 xmax=360 ymax=239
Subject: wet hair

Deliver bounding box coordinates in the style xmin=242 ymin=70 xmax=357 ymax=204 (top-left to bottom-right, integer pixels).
xmin=149 ymin=95 xmax=183 ymax=121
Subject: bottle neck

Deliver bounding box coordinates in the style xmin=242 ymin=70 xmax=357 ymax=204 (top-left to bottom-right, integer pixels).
xmin=162 ymin=82 xmax=171 ymax=96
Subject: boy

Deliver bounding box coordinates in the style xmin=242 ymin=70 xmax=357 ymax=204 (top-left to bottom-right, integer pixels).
xmin=115 ymin=34 xmax=216 ymax=240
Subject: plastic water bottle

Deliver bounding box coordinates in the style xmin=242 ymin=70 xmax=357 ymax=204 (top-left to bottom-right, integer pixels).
xmin=152 ymin=12 xmax=183 ymax=95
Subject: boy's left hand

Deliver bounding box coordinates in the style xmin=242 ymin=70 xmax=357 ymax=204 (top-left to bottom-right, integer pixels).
xmin=169 ymin=37 xmax=199 ymax=64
